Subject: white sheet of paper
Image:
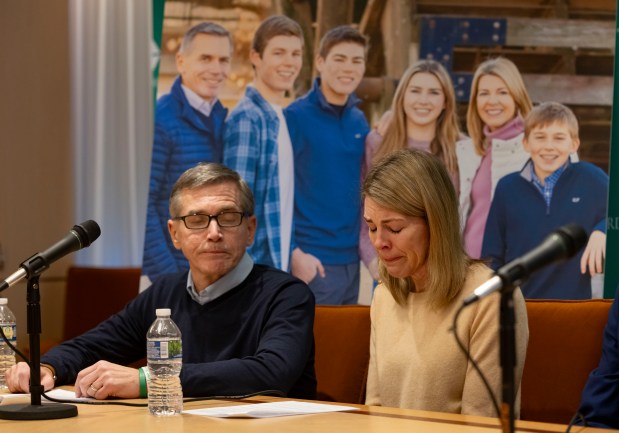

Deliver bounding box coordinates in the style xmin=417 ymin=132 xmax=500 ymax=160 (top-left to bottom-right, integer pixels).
xmin=184 ymin=400 xmax=358 ymax=418
xmin=44 ymin=388 xmax=94 ymax=402
xmin=0 ymin=388 xmax=94 ymax=404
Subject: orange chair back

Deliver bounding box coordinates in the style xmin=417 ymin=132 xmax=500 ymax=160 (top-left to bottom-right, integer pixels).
xmin=314 ymin=305 xmax=371 ymax=404
xmin=64 ymin=266 xmax=141 ymax=340
xmin=521 ymin=299 xmax=612 ymax=424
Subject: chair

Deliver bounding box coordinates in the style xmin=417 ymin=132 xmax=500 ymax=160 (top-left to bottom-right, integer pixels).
xmin=311 ymin=299 xmax=614 ymax=420
xmin=40 ymin=266 xmax=141 ymax=354
xmin=62 ymin=266 xmax=141 ymax=340
xmin=520 ymin=299 xmax=612 ymax=424
xmin=313 ymin=305 xmax=371 ymax=404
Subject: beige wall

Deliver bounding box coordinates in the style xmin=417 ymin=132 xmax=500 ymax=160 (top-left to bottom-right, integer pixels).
xmin=0 ymin=1 xmax=72 ymax=350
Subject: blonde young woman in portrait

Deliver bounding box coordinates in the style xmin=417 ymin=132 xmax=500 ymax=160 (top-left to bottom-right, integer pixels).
xmin=457 ymin=57 xmax=535 ymax=259
xmin=363 ymin=149 xmax=528 ymax=416
xmin=360 ymin=60 xmax=462 ymax=280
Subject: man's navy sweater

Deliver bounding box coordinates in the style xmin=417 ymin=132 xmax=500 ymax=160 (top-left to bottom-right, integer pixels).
xmin=578 ymin=287 xmax=619 ymax=428
xmin=42 ymin=265 xmax=317 ymax=398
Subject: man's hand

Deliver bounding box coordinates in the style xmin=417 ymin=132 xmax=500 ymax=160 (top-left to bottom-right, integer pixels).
xmin=6 ymin=362 xmax=55 ymax=393
xmin=291 ymin=248 xmax=325 ymax=284
xmin=581 ymin=230 xmax=606 ymax=276
xmin=75 ymin=360 xmax=140 ymax=399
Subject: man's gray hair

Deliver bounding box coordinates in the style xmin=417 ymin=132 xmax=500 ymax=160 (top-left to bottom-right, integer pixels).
xmin=179 ymin=22 xmax=232 ymax=54
xmin=169 ymin=163 xmax=254 ymax=217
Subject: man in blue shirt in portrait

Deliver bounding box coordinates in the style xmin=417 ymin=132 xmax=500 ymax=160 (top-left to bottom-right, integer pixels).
xmin=142 ymin=22 xmax=232 ymax=288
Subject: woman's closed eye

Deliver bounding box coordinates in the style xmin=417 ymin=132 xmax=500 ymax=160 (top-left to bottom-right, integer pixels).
xmin=367 ymin=223 xmax=403 ymax=234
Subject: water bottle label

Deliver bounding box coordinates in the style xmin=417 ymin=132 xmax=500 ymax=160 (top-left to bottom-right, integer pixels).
xmin=1 ymin=324 xmax=16 ymax=343
xmin=147 ymin=340 xmax=182 ymax=360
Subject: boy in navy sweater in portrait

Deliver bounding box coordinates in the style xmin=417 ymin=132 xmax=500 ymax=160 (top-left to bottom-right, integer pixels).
xmin=481 ymin=102 xmax=608 ymax=299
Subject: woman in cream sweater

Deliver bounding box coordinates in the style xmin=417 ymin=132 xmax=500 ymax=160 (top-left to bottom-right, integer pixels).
xmin=362 ymin=149 xmax=529 ymax=417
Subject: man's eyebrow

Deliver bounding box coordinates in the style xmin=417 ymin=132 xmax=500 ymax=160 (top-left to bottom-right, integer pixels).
xmin=184 ymin=205 xmax=240 ymax=214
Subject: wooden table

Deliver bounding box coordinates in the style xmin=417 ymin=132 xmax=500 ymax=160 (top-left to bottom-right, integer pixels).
xmin=0 ymin=393 xmax=614 ymax=433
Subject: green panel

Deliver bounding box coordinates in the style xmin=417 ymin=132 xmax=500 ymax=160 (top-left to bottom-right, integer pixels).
xmin=151 ymin=0 xmax=166 ymax=105
xmin=604 ymin=2 xmax=619 ymax=298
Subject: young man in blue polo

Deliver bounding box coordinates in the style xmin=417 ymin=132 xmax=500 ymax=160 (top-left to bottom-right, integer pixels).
xmin=285 ymin=26 xmax=370 ymax=304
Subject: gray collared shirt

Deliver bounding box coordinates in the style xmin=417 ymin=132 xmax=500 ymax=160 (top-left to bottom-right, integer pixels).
xmin=185 ymin=252 xmax=254 ymax=305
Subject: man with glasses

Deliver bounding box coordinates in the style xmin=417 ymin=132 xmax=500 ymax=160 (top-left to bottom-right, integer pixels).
xmin=7 ymin=163 xmax=317 ymax=401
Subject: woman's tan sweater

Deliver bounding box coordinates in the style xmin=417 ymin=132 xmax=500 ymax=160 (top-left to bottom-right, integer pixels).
xmin=365 ymin=264 xmax=529 ymax=417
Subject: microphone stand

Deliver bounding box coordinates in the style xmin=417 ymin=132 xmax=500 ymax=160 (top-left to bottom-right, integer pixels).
xmin=499 ymin=282 xmax=516 ymax=433
xmin=0 ymin=276 xmax=77 ymax=420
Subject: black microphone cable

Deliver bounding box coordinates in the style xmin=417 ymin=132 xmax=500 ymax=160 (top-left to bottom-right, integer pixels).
xmin=0 ymin=325 xmax=29 ymax=373
xmin=565 ymin=411 xmax=587 ymax=433
xmin=4 ymin=332 xmax=286 ymax=408
xmin=451 ymin=302 xmax=501 ymax=418
xmin=40 ymin=389 xmax=287 ymax=407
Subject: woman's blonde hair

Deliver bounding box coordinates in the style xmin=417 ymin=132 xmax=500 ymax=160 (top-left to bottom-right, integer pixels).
xmin=362 ymin=149 xmax=474 ymax=309
xmin=375 ymin=60 xmax=460 ymax=180
xmin=466 ymin=57 xmax=533 ymax=156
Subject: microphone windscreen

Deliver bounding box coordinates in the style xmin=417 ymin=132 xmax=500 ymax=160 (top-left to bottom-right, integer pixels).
xmin=556 ymin=224 xmax=587 ymax=257
xmin=73 ymin=220 xmax=101 ymax=247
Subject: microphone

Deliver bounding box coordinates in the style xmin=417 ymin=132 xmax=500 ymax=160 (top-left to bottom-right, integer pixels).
xmin=463 ymin=224 xmax=587 ymax=305
xmin=0 ymin=220 xmax=101 ymax=291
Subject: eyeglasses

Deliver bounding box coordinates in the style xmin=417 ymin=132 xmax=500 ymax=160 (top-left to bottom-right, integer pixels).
xmin=173 ymin=211 xmax=250 ymax=230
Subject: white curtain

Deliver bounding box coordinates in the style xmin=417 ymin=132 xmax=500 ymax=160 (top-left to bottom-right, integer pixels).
xmin=69 ymin=0 xmax=154 ymax=267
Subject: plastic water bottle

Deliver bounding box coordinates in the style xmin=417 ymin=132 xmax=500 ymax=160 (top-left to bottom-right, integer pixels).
xmin=0 ymin=298 xmax=17 ymax=389
xmin=146 ymin=308 xmax=183 ymax=415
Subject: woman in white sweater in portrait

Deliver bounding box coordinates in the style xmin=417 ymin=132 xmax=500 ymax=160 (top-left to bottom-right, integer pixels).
xmin=362 ymin=149 xmax=528 ymax=416
xmin=457 ymin=57 xmax=533 ymax=258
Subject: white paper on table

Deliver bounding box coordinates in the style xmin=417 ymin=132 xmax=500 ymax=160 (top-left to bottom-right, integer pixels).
xmin=184 ymin=400 xmax=359 ymax=418
xmin=44 ymin=388 xmax=95 ymax=402
xmin=0 ymin=388 xmax=94 ymax=404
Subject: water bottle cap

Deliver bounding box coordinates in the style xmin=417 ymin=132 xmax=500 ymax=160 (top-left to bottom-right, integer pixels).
xmin=0 ymin=298 xmax=7 ymax=305
xmin=155 ymin=308 xmax=171 ymax=317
